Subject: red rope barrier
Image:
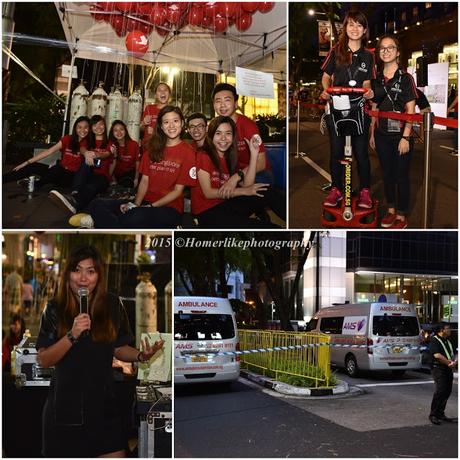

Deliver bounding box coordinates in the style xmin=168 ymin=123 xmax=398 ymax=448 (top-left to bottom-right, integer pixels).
xmin=291 ymin=101 xmax=459 ymax=129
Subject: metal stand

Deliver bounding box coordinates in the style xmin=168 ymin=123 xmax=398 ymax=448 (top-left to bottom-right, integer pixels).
xmin=422 ymin=111 xmax=434 ymax=229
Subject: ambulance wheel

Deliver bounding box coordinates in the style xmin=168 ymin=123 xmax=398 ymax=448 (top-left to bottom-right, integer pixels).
xmin=345 ymin=354 xmax=359 ymax=377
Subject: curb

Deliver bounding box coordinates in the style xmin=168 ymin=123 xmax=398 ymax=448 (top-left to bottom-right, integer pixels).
xmin=240 ymin=369 xmax=351 ymax=397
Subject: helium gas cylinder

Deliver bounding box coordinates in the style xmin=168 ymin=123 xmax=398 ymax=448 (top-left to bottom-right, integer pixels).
xmin=89 ymin=81 xmax=108 ymax=118
xmin=69 ymin=81 xmax=89 ymax=133
xmin=135 ymin=273 xmax=157 ymax=348
xmin=127 ymin=88 xmax=143 ymax=142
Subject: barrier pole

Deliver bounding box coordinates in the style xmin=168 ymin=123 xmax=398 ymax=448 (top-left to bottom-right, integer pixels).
xmin=296 ymin=100 xmax=300 ymax=158
xmin=422 ymin=112 xmax=434 ymax=229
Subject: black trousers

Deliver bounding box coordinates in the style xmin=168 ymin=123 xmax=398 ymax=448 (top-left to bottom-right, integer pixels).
xmin=326 ymin=114 xmax=371 ymax=190
xmin=88 ymin=198 xmax=181 ymax=229
xmin=3 ymin=163 xmax=74 ymax=188
xmin=375 ymin=133 xmax=413 ymax=215
xmin=430 ymin=366 xmax=453 ymax=418
xmin=197 ymin=196 xmax=280 ymax=229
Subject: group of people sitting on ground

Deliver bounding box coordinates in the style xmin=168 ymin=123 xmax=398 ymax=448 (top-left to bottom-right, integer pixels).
xmin=4 ymin=82 xmax=285 ymax=229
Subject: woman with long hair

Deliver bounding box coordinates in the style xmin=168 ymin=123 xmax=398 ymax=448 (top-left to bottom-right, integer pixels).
xmin=320 ymin=11 xmax=375 ymax=209
xmin=370 ymin=35 xmax=417 ymax=228
xmin=191 ymin=116 xmax=275 ymax=228
xmin=49 ymin=115 xmax=113 ymax=215
xmin=75 ymin=106 xmax=196 ymax=229
xmin=36 ymin=245 xmax=164 ymax=457
xmin=108 ymin=120 xmax=140 ymax=188
xmin=3 ymin=116 xmax=90 ymax=187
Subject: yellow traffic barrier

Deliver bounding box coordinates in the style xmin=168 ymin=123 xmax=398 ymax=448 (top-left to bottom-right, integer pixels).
xmin=239 ymin=330 xmax=331 ymax=388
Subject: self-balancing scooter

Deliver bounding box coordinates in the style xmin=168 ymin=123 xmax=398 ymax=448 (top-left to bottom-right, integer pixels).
xmin=321 ymin=86 xmax=378 ymax=228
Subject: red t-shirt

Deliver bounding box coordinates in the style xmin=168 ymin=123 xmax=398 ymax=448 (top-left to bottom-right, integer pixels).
xmin=138 ymin=141 xmax=196 ymax=213
xmin=142 ymin=104 xmax=160 ymax=140
xmin=59 ymin=135 xmax=86 ymax=172
xmin=111 ymin=139 xmax=140 ymax=177
xmin=92 ymin=139 xmax=112 ymax=182
xmin=192 ymin=152 xmax=230 ymax=215
xmin=235 ymin=114 xmax=270 ymax=171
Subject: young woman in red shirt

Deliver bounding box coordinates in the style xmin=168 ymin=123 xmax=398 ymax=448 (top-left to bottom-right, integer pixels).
xmin=108 ymin=120 xmax=140 ymax=188
xmin=76 ymin=106 xmax=196 ymax=229
xmin=3 ymin=116 xmax=90 ymax=187
xmin=192 ymin=116 xmax=277 ymax=228
xmin=49 ymin=115 xmax=113 ymax=214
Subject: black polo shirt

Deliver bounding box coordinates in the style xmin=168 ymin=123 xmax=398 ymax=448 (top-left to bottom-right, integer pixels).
xmin=321 ymin=46 xmax=376 ymax=87
xmin=429 ymin=334 xmax=454 ymax=369
xmin=372 ymin=68 xmax=418 ymax=135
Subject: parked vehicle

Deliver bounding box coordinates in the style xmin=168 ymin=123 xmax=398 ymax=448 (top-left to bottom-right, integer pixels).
xmin=306 ymin=302 xmax=422 ymax=377
xmin=174 ymin=296 xmax=240 ymax=384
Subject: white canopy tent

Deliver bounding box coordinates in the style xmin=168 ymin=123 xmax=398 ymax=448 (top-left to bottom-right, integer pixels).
xmin=55 ymin=2 xmax=287 ymax=78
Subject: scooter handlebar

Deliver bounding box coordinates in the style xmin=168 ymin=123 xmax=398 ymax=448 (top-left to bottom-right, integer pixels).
xmin=326 ymin=87 xmax=368 ymax=95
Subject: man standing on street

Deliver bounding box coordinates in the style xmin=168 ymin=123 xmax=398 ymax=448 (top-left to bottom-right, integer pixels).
xmin=429 ymin=323 xmax=457 ymax=425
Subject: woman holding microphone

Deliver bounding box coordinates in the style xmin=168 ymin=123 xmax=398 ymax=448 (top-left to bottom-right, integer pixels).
xmin=36 ymin=245 xmax=164 ymax=457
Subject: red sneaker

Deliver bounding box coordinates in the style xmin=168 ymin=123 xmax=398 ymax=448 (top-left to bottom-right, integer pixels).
xmin=358 ymin=188 xmax=372 ymax=209
xmin=391 ymin=218 xmax=408 ymax=229
xmin=324 ymin=187 xmax=343 ymax=207
xmin=381 ymin=212 xmax=397 ymax=228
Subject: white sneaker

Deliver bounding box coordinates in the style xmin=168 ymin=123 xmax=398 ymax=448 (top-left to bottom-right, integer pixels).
xmin=49 ymin=190 xmax=76 ymax=214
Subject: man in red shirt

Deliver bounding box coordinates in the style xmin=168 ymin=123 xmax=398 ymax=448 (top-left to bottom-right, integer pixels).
xmin=187 ymin=113 xmax=207 ymax=151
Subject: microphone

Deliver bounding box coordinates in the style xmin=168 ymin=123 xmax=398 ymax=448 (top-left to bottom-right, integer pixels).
xmin=78 ymin=288 xmax=89 ymax=337
xmin=78 ymin=287 xmax=89 ymax=314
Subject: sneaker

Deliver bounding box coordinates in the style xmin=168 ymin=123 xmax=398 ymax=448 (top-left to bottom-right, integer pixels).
xmin=48 ymin=190 xmax=76 ymax=214
xmin=324 ymin=187 xmax=343 ymax=207
xmin=391 ymin=218 xmax=408 ymax=229
xmin=381 ymin=212 xmax=397 ymax=228
xmin=69 ymin=213 xmax=94 ymax=229
xmin=357 ymin=188 xmax=372 ymax=209
xmin=429 ymin=416 xmax=442 ymax=425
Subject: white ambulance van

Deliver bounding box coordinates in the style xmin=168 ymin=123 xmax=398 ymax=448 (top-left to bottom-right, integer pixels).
xmin=174 ymin=296 xmax=240 ymax=384
xmin=306 ymin=302 xmax=422 ymax=377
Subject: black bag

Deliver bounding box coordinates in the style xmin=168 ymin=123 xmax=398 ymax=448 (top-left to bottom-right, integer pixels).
xmin=331 ymin=95 xmax=366 ymax=136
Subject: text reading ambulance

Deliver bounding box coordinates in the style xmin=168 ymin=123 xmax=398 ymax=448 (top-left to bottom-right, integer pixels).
xmin=174 ymin=296 xmax=240 ymax=384
xmin=307 ymin=302 xmax=422 ymax=377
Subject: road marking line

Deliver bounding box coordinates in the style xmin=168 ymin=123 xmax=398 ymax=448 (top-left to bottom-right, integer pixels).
xmin=356 ymin=381 xmax=433 ymax=388
xmin=297 ymin=153 xmax=332 ymax=181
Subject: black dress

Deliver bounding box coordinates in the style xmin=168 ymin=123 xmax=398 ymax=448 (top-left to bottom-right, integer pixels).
xmin=36 ymin=293 xmax=134 ymax=457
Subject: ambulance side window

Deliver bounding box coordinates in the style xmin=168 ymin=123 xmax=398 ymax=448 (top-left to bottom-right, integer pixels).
xmin=320 ymin=317 xmax=344 ymax=334
xmin=306 ymin=319 xmax=318 ymax=331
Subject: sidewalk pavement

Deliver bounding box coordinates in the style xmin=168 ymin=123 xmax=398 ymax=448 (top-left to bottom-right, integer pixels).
xmin=289 ymin=120 xmax=458 ymax=229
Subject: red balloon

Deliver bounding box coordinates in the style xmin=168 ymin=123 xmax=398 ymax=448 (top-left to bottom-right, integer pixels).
xmin=149 ymin=5 xmax=167 ymax=26
xmin=138 ymin=22 xmax=153 ymax=35
xmin=216 ymin=2 xmax=238 ymax=18
xmin=114 ymin=2 xmax=133 ymax=13
xmin=242 ymin=2 xmax=258 ymax=13
xmin=258 ymin=2 xmax=275 ymax=13
xmin=125 ymin=30 xmax=149 ymax=56
xmin=110 ymin=14 xmax=128 ymax=37
xmin=126 ymin=17 xmax=145 ymax=32
xmin=204 ymin=2 xmax=218 ymax=19
xmin=213 ymin=15 xmax=229 ymax=33
xmin=235 ymin=12 xmax=252 ymax=31
xmin=201 ymin=14 xmax=214 ymax=28
xmin=138 ymin=3 xmax=153 ymax=15
xmin=96 ymin=2 xmax=115 ymax=11
xmin=188 ymin=6 xmax=204 ymax=26
xmin=90 ymin=5 xmax=106 ymax=22
xmin=166 ymin=4 xmax=181 ymax=25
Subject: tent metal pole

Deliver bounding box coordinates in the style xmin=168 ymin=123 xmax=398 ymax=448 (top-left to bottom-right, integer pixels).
xmin=62 ymin=51 xmax=76 ymax=136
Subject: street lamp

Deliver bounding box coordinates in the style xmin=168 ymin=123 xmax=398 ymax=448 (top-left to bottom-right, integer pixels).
xmin=271 ymin=301 xmax=275 ymax=321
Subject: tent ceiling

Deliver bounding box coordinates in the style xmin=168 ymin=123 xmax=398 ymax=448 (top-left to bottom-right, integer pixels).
xmin=55 ymin=2 xmax=287 ymax=76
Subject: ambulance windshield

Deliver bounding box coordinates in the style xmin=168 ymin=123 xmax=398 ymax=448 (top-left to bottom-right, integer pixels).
xmin=174 ymin=314 xmax=235 ymax=340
